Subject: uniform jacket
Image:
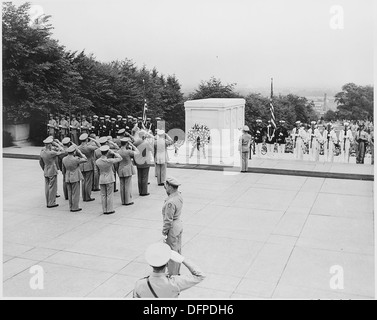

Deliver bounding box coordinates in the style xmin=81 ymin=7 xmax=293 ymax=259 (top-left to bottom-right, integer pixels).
xmin=154 ymin=137 xmax=171 ymax=164
xmin=96 ymin=154 xmax=122 ymax=184
xmin=40 ymin=149 xmax=61 ymax=177
xmin=117 ymin=148 xmax=136 ymax=177
xmin=78 ymin=143 xmax=97 ymax=171
xmin=238 ymin=133 xmax=252 ymax=153
xmin=253 ymin=125 xmax=265 ymax=144
xmin=62 ymin=154 xmax=86 ymax=183
xmin=162 ymin=191 xmax=183 ymax=236
xmin=276 ymin=127 xmax=288 ymax=144
xmin=134 ymin=139 xmax=154 ymax=168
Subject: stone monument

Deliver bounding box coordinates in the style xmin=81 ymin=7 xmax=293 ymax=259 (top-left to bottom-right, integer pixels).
xmin=184 ymin=98 xmax=245 ymax=163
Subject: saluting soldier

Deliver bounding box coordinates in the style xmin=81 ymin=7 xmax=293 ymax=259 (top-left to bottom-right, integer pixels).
xmin=291 ymin=121 xmax=305 ymax=160
xmin=39 ymin=136 xmax=64 ymax=208
xmin=96 ymin=145 xmax=122 ymax=215
xmin=308 ymin=121 xmax=322 ymax=161
xmin=154 ymin=130 xmax=173 ymax=185
xmin=93 ymin=136 xmax=108 ymax=192
xmin=62 ymin=145 xmax=88 ymax=212
xmin=58 ymin=137 xmax=77 ymax=200
xmin=253 ymin=119 xmax=264 ymax=158
xmin=92 ymin=115 xmax=100 ymax=137
xmin=162 ymin=177 xmax=184 ymax=276
xmin=118 ymin=137 xmax=139 ymax=205
xmin=78 ymin=133 xmax=100 ymax=202
xmin=355 ymin=124 xmax=369 ymax=164
xmin=59 ymin=115 xmax=69 ymax=139
xmin=70 ymin=115 xmax=81 ymax=145
xmin=103 ymin=115 xmax=111 ymax=136
xmin=339 ymin=122 xmax=353 ymax=163
xmin=133 ymin=243 xmax=205 ymax=298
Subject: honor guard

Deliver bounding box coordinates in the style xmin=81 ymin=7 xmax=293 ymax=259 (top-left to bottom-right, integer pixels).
xmin=47 ymin=114 xmax=57 ymax=138
xmin=291 ymin=121 xmax=305 ymax=160
xmin=116 ymin=115 xmax=123 ymax=130
xmin=238 ymin=125 xmax=252 ymax=172
xmin=92 ymin=115 xmax=100 ymax=136
xmin=81 ymin=115 xmax=91 ymax=134
xmin=253 ymin=119 xmax=264 ymax=158
xmin=59 ymin=115 xmax=69 ymax=139
xmin=339 ymin=122 xmax=353 ymax=163
xmin=276 ymin=120 xmax=288 ymax=156
xmin=102 ymin=115 xmax=111 ymax=136
xmin=308 ymin=121 xmax=322 ymax=161
xmin=265 ymin=120 xmax=276 ymax=157
xmin=355 ymin=124 xmax=368 ymax=164
xmin=70 ymin=115 xmax=80 ymax=145
xmin=154 ymin=130 xmax=173 ymax=185
xmin=110 ymin=117 xmax=118 ymax=138
xmin=325 ymin=123 xmax=338 ymax=163
xmin=133 ymin=243 xmax=205 ymax=298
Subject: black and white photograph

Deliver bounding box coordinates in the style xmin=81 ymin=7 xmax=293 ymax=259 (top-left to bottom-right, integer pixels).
xmin=1 ymin=0 xmax=375 ymax=301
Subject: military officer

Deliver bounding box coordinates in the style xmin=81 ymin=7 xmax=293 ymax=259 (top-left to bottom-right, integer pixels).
xmin=81 ymin=115 xmax=91 ymax=134
xmin=116 ymin=115 xmax=123 ymax=131
xmin=62 ymin=145 xmax=88 ymax=212
xmin=96 ymin=145 xmax=122 ymax=215
xmin=355 ymin=124 xmax=369 ymax=164
xmin=133 ymin=242 xmax=205 ymax=298
xmin=162 ymin=177 xmax=183 ymax=276
xmin=238 ymin=125 xmax=252 ymax=172
xmin=276 ymin=120 xmax=288 ymax=156
xmin=253 ymin=119 xmax=264 ymax=157
xmin=117 ymin=137 xmax=139 ymax=205
xmin=78 ymin=133 xmax=100 ymax=202
xmin=91 ymin=115 xmax=100 ymax=136
xmin=93 ymin=136 xmax=108 ymax=191
xmin=291 ymin=121 xmax=305 ymax=160
xmin=339 ymin=122 xmax=354 ymax=163
xmin=103 ymin=115 xmax=111 ymax=136
xmin=58 ymin=137 xmax=76 ymax=200
xmin=154 ymin=130 xmax=173 ymax=185
xmin=39 ymin=136 xmax=64 ymax=208
xmin=308 ymin=121 xmax=322 ymax=161
xmin=47 ymin=114 xmax=57 ymax=138
xmin=70 ymin=115 xmax=80 ymax=145
xmin=110 ymin=117 xmax=118 ymax=138
xmin=59 ymin=115 xmax=69 ymax=139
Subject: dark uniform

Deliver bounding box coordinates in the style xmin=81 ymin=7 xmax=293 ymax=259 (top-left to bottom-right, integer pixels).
xmin=276 ymin=121 xmax=288 ymax=155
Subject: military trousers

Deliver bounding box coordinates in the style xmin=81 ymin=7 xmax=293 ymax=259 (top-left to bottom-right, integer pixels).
xmin=166 ymin=220 xmax=183 ymax=276
xmin=156 ymin=163 xmax=167 ymax=184
xmin=356 ymin=141 xmax=366 ymax=164
xmin=63 ymin=175 xmax=68 ymax=200
xmin=82 ymin=170 xmax=93 ymax=201
xmin=67 ymin=181 xmax=80 ymax=211
xmin=45 ymin=175 xmax=57 ymax=207
xmin=93 ymin=164 xmax=100 ymax=191
xmin=119 ymin=176 xmax=133 ymax=205
xmin=100 ymin=183 xmax=114 ymax=213
xmin=137 ymin=167 xmax=150 ymax=195
xmin=240 ymin=152 xmax=249 ymax=172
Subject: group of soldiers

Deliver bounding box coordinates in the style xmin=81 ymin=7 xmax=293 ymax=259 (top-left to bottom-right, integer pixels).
xmin=47 ymin=113 xmax=162 ymax=145
xmin=246 ymin=119 xmax=374 ymax=164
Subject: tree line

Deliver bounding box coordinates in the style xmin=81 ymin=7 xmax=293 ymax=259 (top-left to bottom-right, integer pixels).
xmin=2 ymin=2 xmax=373 ymax=144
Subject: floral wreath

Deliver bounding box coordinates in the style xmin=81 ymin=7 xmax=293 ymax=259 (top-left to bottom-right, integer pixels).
xmin=187 ymin=123 xmax=211 ymax=145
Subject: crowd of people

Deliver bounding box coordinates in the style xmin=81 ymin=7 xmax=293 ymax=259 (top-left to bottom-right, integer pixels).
xmin=239 ymin=119 xmax=374 ymax=171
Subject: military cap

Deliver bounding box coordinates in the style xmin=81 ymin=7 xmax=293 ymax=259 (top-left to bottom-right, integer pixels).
xmin=62 ymin=137 xmax=71 ymax=144
xmin=98 ymin=136 xmax=108 ymax=144
xmin=120 ymin=137 xmax=131 ymax=142
xmin=139 ymin=130 xmax=147 ymax=138
xmin=107 ymin=136 xmax=113 ymax=141
xmin=295 ymin=121 xmax=301 ymax=124
xmin=165 ymin=176 xmax=181 ymax=187
xmin=100 ymin=145 xmax=110 ymax=152
xmin=105 ymin=115 xmax=110 ymax=119
xmin=137 ymin=117 xmax=142 ymax=120
xmin=145 ymin=243 xmax=171 ymax=267
xmin=243 ymin=125 xmax=250 ymax=131
xmin=155 ymin=117 xmax=161 ymax=121
xmin=99 ymin=116 xmax=105 ymax=120
xmin=79 ymin=133 xmax=88 ymax=141
xmin=93 ymin=115 xmax=98 ymax=119
xmin=67 ymin=145 xmax=76 ymax=153
xmin=256 ymin=119 xmax=262 ymax=122
xmin=127 ymin=115 xmax=133 ymax=119
xmin=43 ymin=136 xmax=54 ymax=144
xmin=147 ymin=118 xmax=151 ymax=121
xmin=279 ymin=120 xmax=285 ymax=123
xmin=111 ymin=118 xmax=116 ymax=121
xmin=157 ymin=129 xmax=165 ymax=135
xmin=311 ymin=121 xmax=316 ymax=125
xmin=344 ymin=122 xmax=349 ymax=126
xmin=118 ymin=128 xmax=125 ymax=135
xmin=117 ymin=115 xmax=122 ymax=118
xmin=122 ymin=118 xmax=127 ymax=121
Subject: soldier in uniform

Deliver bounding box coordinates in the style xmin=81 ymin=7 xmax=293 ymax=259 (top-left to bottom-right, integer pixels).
xmin=308 ymin=121 xmax=322 ymax=161
xmin=116 ymin=115 xmax=123 ymax=131
xmin=253 ymin=119 xmax=264 ymax=158
xmin=81 ymin=115 xmax=91 ymax=134
xmin=96 ymin=145 xmax=122 ymax=215
xmin=355 ymin=124 xmax=369 ymax=164
xmin=117 ymin=137 xmax=139 ymax=205
xmin=110 ymin=117 xmax=118 ymax=138
xmin=59 ymin=115 xmax=69 ymax=139
xmin=39 ymin=136 xmax=64 ymax=208
xmin=134 ymin=130 xmax=154 ymax=196
xmin=70 ymin=115 xmax=80 ymax=145
xmin=62 ymin=145 xmax=88 ymax=212
xmin=154 ymin=130 xmax=173 ymax=185
xmin=78 ymin=133 xmax=100 ymax=202
xmin=339 ymin=122 xmax=354 ymax=163
xmin=93 ymin=136 xmax=108 ymax=192
xmin=103 ymin=115 xmax=111 ymax=136
xmin=133 ymin=242 xmax=205 ymax=298
xmin=291 ymin=121 xmax=305 ymax=160
xmin=276 ymin=120 xmax=288 ymax=157
xmin=162 ymin=177 xmax=183 ymax=276
xmin=47 ymin=114 xmax=57 ymax=138
xmin=238 ymin=125 xmax=252 ymax=172
xmin=92 ymin=115 xmax=100 ymax=137
xmin=265 ymin=120 xmax=276 ymax=157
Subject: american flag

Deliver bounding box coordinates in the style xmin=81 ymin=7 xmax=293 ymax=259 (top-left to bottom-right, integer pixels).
xmin=142 ymin=99 xmax=147 ymax=123
xmin=269 ymin=78 xmax=276 ymax=129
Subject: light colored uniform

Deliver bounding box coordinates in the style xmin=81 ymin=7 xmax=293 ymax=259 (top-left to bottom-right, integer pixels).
xmin=78 ymin=143 xmax=97 ymax=201
xmin=339 ymin=128 xmax=353 ymax=163
xmin=154 ymin=136 xmax=171 ymax=184
xmin=238 ymin=133 xmax=252 ymax=171
xmin=70 ymin=119 xmax=80 ymax=145
xmin=81 ymin=120 xmax=91 ymax=133
xmin=162 ymin=191 xmax=183 ymax=276
xmin=308 ymin=127 xmax=322 ymax=161
xmin=48 ymin=119 xmax=57 ymax=137
xmin=117 ymin=148 xmax=136 ymax=205
xmin=324 ymin=129 xmax=338 ymax=162
xmin=133 ymin=259 xmax=205 ymax=298
xmin=291 ymin=127 xmax=305 ymax=160
xmin=60 ymin=119 xmax=69 ymax=138
xmin=62 ymin=154 xmax=86 ymax=210
xmin=96 ymin=153 xmax=122 ymax=213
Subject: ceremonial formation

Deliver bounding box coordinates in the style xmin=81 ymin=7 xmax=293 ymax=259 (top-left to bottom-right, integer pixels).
xmin=239 ymin=118 xmax=374 ymax=168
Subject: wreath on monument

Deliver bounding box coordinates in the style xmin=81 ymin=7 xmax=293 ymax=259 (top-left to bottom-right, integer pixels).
xmin=187 ymin=123 xmax=211 ymax=147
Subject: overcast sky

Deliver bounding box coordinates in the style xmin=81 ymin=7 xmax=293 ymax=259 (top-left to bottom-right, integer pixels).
xmin=15 ymin=0 xmax=375 ymax=92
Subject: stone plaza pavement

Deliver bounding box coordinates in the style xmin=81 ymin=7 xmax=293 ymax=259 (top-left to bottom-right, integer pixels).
xmin=2 ymin=157 xmax=375 ymax=299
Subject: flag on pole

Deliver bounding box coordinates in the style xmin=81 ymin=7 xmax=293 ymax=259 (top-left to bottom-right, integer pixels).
xmin=142 ymin=99 xmax=147 ymax=123
xmin=269 ymin=78 xmax=276 ymax=129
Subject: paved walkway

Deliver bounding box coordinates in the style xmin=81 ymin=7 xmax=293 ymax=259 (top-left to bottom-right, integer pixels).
xmin=2 ymin=155 xmax=374 ymax=299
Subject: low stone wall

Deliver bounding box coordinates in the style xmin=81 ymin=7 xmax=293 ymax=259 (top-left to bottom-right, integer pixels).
xmin=4 ymin=123 xmax=30 ymax=142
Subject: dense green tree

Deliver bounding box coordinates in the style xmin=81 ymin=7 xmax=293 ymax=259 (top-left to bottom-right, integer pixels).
xmin=334 ymin=83 xmax=373 ymax=121
xmin=188 ymin=77 xmax=240 ymax=100
xmin=323 ymin=110 xmax=337 ymax=122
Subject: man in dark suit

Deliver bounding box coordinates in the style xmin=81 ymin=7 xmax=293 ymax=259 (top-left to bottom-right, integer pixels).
xmin=276 ymin=120 xmax=289 ymax=157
